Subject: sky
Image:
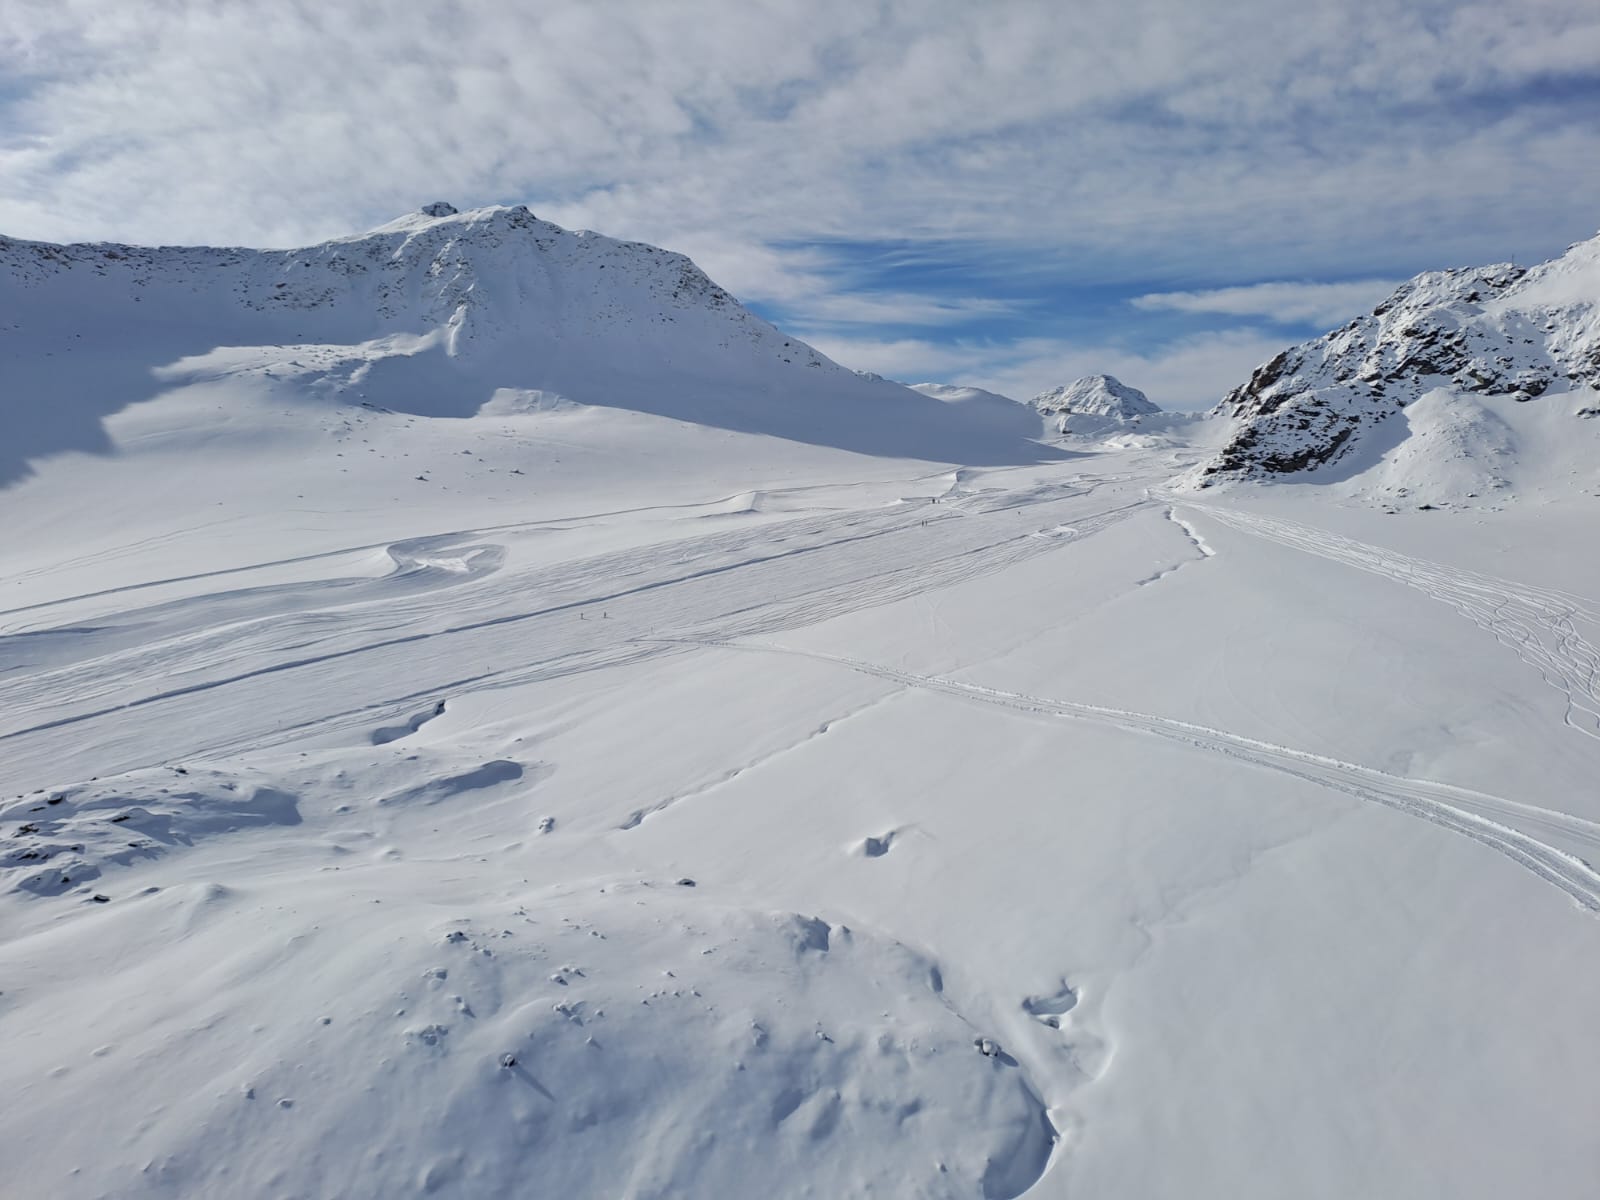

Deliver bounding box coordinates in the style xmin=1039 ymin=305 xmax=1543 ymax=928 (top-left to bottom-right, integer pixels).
xmin=3 ymin=0 xmax=1599 ymax=409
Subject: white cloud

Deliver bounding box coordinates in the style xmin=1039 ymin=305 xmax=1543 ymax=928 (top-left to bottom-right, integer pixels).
xmin=1 ymin=1 xmax=1597 ymax=341
xmin=1132 ymin=279 xmax=1404 ymax=328
xmin=804 ymin=328 xmax=1293 ymax=411
xmin=801 ymin=292 xmax=1018 ymax=327
xmin=665 ymin=236 xmax=1019 ymax=326
xmin=3 ymin=4 xmax=1598 ymax=250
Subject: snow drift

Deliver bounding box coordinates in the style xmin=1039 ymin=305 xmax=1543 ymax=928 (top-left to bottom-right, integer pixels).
xmin=1031 ymin=376 xmax=1159 ymax=435
xmin=910 ymin=381 xmax=1044 ymax=438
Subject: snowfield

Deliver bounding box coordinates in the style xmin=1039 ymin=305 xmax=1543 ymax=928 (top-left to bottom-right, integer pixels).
xmin=3 ymin=209 xmax=1599 ymax=1199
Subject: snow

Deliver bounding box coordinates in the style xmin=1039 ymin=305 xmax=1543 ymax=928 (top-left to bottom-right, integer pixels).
xmin=910 ymin=381 xmax=1043 ymax=439
xmin=1030 ymin=375 xmax=1159 ymax=436
xmin=3 ymin=211 xmax=1600 ymax=1199
xmin=0 ymin=204 xmax=1042 ymax=488
xmin=1192 ymin=231 xmax=1600 ymax=498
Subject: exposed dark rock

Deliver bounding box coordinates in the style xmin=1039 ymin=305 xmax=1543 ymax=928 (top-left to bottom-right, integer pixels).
xmin=1194 ymin=240 xmax=1599 ymax=484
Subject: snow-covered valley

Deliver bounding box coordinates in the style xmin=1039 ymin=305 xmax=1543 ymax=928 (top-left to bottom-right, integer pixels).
xmin=3 ymin=209 xmax=1600 ymax=1199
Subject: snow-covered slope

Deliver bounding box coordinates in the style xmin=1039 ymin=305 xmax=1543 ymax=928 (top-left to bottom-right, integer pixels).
xmin=910 ymin=381 xmax=1044 ymax=437
xmin=1031 ymin=375 xmax=1159 ymax=435
xmin=5 ymin=213 xmax=1600 ymax=1200
xmin=1190 ymin=233 xmax=1600 ymax=501
xmin=911 ymin=381 xmax=1022 ymax=408
xmin=0 ymin=204 xmax=1040 ymax=486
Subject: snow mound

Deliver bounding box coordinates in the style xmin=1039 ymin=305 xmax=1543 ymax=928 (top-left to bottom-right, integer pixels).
xmin=1189 ymin=231 xmax=1600 ymax=495
xmin=2 ymin=767 xmax=301 ymax=898
xmin=1352 ymin=388 xmax=1516 ymax=510
xmin=1031 ymin=375 xmax=1159 ymax=435
xmin=910 ymin=382 xmax=1045 ymax=437
xmin=911 ymin=382 xmax=1021 ymax=408
xmin=2 ymin=876 xmax=1055 ymax=1199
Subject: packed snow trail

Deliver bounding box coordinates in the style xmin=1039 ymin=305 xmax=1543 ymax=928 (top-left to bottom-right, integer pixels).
xmin=667 ymin=638 xmax=1600 ymax=914
xmin=1179 ymin=504 xmax=1600 ymax=741
xmin=0 ymin=478 xmax=1151 ymax=791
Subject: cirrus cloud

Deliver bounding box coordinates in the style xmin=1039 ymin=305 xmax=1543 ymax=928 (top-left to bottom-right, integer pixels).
xmin=1131 ymin=280 xmax=1406 ymax=327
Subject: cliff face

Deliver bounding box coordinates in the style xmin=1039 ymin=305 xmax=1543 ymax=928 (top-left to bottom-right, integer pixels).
xmin=1196 ymin=235 xmax=1600 ymax=484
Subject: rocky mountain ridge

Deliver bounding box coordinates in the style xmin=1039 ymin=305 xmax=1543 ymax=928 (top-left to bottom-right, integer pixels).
xmin=1196 ymin=233 xmax=1600 ymax=484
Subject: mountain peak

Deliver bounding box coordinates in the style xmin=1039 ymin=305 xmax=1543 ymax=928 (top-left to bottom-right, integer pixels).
xmin=1190 ymin=233 xmax=1600 ymax=491
xmin=0 ymin=207 xmax=1049 ymax=481
xmin=1031 ymin=375 xmax=1158 ymax=432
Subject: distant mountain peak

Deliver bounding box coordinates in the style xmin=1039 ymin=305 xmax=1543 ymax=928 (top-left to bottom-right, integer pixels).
xmin=419 ymin=201 xmax=459 ymax=218
xmin=1031 ymin=375 xmax=1158 ymax=432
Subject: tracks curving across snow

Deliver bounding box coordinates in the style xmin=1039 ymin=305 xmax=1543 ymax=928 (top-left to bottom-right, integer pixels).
xmin=1178 ymin=504 xmax=1600 ymax=741
xmin=662 ymin=638 xmax=1600 ymax=915
xmin=0 ymin=475 xmax=1151 ymax=786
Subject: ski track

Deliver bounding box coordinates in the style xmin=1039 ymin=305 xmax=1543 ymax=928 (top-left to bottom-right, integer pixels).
xmin=10 ymin=466 xmax=1597 ymax=916
xmin=670 ymin=638 xmax=1600 ymax=915
xmin=1180 ymin=504 xmax=1600 ymax=741
xmin=0 ymin=471 xmax=967 ymax=626
xmin=614 ymin=692 xmax=896 ymax=832
xmin=0 ymin=477 xmax=1149 ymax=785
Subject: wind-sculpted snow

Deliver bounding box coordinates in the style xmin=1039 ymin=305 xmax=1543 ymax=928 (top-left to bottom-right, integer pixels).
xmin=0 ymin=877 xmax=1056 ymax=1199
xmin=5 ymin=424 xmax=1600 ymax=1198
xmin=0 ymin=533 xmax=504 ymax=677
xmin=0 ymin=475 xmax=1150 ymax=784
xmin=1 ymin=767 xmax=300 ymax=896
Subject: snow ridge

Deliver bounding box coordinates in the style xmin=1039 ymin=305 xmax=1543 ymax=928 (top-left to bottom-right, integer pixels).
xmin=908 ymin=381 xmax=1043 ymax=437
xmin=0 ymin=203 xmax=809 ymax=367
xmin=1193 ymin=233 xmax=1600 ymax=485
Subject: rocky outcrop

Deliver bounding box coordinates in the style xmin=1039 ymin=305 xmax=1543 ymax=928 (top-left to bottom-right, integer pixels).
xmin=1196 ymin=235 xmax=1600 ymax=484
xmin=1031 ymin=375 xmax=1158 ymax=433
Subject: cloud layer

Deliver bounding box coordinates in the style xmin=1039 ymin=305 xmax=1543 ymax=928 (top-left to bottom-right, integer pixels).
xmin=4 ymin=1 xmax=1597 ymax=397
xmin=1132 ymin=280 xmax=1405 ymax=328
xmin=805 ymin=328 xmax=1294 ymax=412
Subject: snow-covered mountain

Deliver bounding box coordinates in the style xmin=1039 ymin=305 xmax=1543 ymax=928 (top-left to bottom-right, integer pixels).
xmin=0 ymin=203 xmax=1037 ymax=486
xmin=1031 ymin=375 xmax=1159 ymax=434
xmin=6 ymin=209 xmax=1600 ymax=1200
xmin=1191 ymin=233 xmax=1600 ymax=502
xmin=909 ymin=381 xmax=1044 ymax=437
